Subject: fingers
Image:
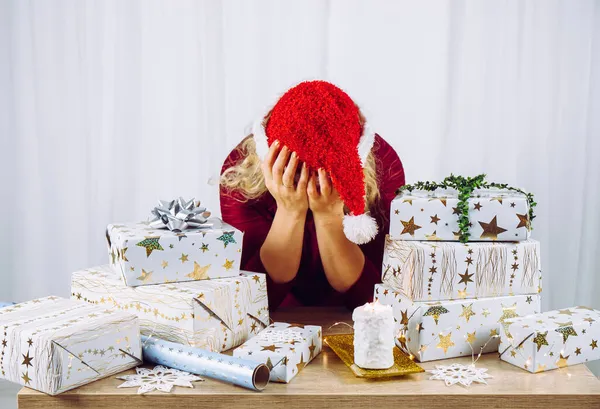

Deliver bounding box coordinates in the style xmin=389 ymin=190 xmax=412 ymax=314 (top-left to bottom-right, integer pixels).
xmin=272 ymin=146 xmax=291 ymax=186
xmin=297 ymin=162 xmax=309 ymax=191
xmin=307 ymin=170 xmax=318 ymax=199
xmin=282 ymin=151 xmax=299 ymax=188
xmin=318 ymin=168 xmax=331 ymax=196
xmin=261 ymin=140 xmax=280 ymax=182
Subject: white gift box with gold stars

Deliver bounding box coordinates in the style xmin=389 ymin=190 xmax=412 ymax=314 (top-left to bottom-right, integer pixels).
xmin=390 ymin=188 xmax=531 ymax=242
xmin=374 ymin=284 xmax=540 ymax=362
xmin=499 ymin=306 xmax=600 ymax=373
xmin=233 ymin=323 xmax=322 ymax=383
xmin=382 ymin=236 xmax=542 ymax=301
xmin=106 ymin=219 xmax=243 ymax=287
xmin=0 ymin=296 xmax=141 ymax=395
xmin=71 ymin=265 xmax=269 ymax=353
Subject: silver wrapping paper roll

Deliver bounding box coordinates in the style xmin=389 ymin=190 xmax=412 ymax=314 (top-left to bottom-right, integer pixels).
xmin=141 ymin=336 xmax=270 ymax=391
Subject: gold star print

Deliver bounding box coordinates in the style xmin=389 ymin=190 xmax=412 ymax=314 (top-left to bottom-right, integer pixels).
xmin=179 ymin=253 xmax=189 ymax=263
xmin=459 ymin=304 xmax=476 ymax=323
xmin=265 ymin=357 xmax=274 ymax=370
xmin=425 ymin=231 xmax=442 ymax=241
xmin=186 ymin=262 xmax=211 ymax=280
xmin=452 ymin=207 xmax=460 ymax=215
xmin=400 ymin=217 xmax=422 ymax=236
xmin=575 ymin=347 xmax=582 ymax=356
xmin=27 ymin=338 xmax=33 ymax=347
xmin=222 ymin=259 xmax=234 ymax=271
xmin=201 ymin=243 xmax=209 ymax=253
xmin=252 ymin=275 xmax=261 ymax=283
xmin=161 ymin=260 xmax=168 ymax=269
xmin=498 ymin=303 xmax=519 ymax=337
xmin=516 ymin=213 xmax=529 ymax=229
xmin=437 ymin=332 xmax=455 ymax=354
xmin=308 ymin=340 xmax=317 ymax=359
xmin=21 ymin=372 xmax=31 ymax=385
xmin=261 ymin=345 xmax=281 ymax=352
xmin=491 ymin=197 xmax=504 ymax=205
xmin=511 ymin=262 xmax=519 ymax=271
xmin=21 ymin=351 xmax=33 ymax=367
xmin=250 ymin=321 xmax=258 ymax=333
xmin=394 ymin=209 xmax=399 ymax=215
xmin=400 ymin=309 xmax=409 ymax=326
xmin=479 ymin=216 xmax=507 ymax=240
xmin=458 ymin=270 xmax=474 ymax=285
xmin=289 ymin=323 xmax=305 ymax=329
xmin=535 ymin=364 xmax=547 ymax=373
xmin=556 ymin=354 xmax=569 ymax=368
xmin=457 ymin=289 xmax=468 ymax=299
xmin=576 ymin=306 xmax=594 ymax=310
xmin=473 ymin=202 xmax=483 ymax=211
xmin=584 ymin=317 xmax=596 ymax=324
xmin=558 ymin=309 xmax=574 ymax=316
xmin=119 ymin=247 xmax=129 ymax=262
xmin=428 ymin=197 xmax=447 ymax=207
xmin=466 ymin=331 xmax=477 ymax=344
xmin=532 ymin=331 xmax=549 ymax=351
xmin=590 ymin=339 xmax=598 ymax=350
xmin=402 ymin=199 xmax=413 ymax=205
xmin=430 ymin=214 xmax=441 ymax=224
xmin=136 ymin=269 xmax=153 ymax=283
xmin=296 ymin=353 xmax=306 ymax=373
xmin=510 ymin=350 xmax=517 ymax=358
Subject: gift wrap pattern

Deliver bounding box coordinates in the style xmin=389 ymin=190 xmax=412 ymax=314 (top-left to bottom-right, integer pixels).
xmin=382 ymin=236 xmax=542 ymax=301
xmin=0 ymin=296 xmax=141 ymax=395
xmin=390 ymin=188 xmax=531 ymax=241
xmin=374 ymin=284 xmax=541 ymax=362
xmin=71 ymin=265 xmax=269 ymax=352
xmin=499 ymin=306 xmax=600 ymax=373
xmin=233 ymin=323 xmax=322 ymax=383
xmin=107 ymin=219 xmax=243 ymax=287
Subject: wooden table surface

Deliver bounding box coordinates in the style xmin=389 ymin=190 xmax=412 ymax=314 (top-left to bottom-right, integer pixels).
xmin=18 ymin=307 xmax=600 ymax=409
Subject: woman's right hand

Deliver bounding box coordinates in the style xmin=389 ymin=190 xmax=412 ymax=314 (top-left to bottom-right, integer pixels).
xmin=261 ymin=140 xmax=309 ymax=215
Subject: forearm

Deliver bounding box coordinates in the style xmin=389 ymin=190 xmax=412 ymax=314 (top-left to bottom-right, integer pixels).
xmin=259 ymin=208 xmax=306 ymax=283
xmin=314 ymin=212 xmax=365 ymax=292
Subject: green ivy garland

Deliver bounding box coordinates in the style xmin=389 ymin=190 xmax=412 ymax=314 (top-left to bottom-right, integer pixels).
xmin=396 ymin=174 xmax=537 ymax=243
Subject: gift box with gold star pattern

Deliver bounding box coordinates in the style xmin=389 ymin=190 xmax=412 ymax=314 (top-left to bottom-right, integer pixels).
xmin=0 ymin=296 xmax=141 ymax=395
xmin=71 ymin=265 xmax=269 ymax=352
xmin=106 ymin=219 xmax=243 ymax=287
xmin=374 ymin=284 xmax=540 ymax=362
xmin=382 ymin=236 xmax=542 ymax=301
xmin=499 ymin=306 xmax=600 ymax=373
xmin=390 ymin=188 xmax=531 ymax=242
xmin=233 ymin=322 xmax=322 ymax=383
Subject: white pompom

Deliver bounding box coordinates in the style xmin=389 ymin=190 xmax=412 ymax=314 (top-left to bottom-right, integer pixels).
xmin=343 ymin=213 xmax=378 ymax=245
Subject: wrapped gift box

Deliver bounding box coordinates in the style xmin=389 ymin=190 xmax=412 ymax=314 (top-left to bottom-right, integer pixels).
xmin=390 ymin=188 xmax=531 ymax=241
xmin=71 ymin=265 xmax=269 ymax=352
xmin=233 ymin=323 xmax=322 ymax=383
xmin=382 ymin=236 xmax=542 ymax=301
xmin=374 ymin=284 xmax=540 ymax=362
xmin=0 ymin=296 xmax=141 ymax=395
xmin=106 ymin=219 xmax=243 ymax=286
xmin=499 ymin=306 xmax=600 ymax=373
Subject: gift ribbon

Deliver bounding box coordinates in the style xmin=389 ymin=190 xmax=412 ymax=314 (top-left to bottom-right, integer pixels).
xmin=149 ymin=198 xmax=213 ymax=231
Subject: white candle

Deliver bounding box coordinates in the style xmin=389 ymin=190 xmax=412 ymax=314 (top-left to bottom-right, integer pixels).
xmin=352 ymin=301 xmax=395 ymax=369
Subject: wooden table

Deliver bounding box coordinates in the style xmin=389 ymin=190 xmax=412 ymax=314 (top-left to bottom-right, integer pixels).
xmin=18 ymin=307 xmax=600 ymax=408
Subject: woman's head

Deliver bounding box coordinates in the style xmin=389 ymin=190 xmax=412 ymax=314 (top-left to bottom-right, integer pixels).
xmin=221 ymin=80 xmax=380 ymax=243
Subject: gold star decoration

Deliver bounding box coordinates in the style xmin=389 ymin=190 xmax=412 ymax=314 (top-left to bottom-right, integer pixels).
xmin=200 ymin=243 xmax=209 ymax=253
xmin=575 ymin=347 xmax=582 ymax=356
xmin=296 ymin=353 xmax=307 ymax=373
xmin=555 ymin=326 xmax=577 ymax=343
xmin=532 ymin=331 xmax=549 ymax=351
xmin=222 ymin=259 xmax=234 ymax=271
xmin=437 ymin=332 xmax=455 ymax=354
xmin=558 ymin=309 xmax=574 ymax=316
xmin=402 ymin=198 xmax=413 ymax=205
xmin=535 ymin=364 xmax=547 ymax=373
xmin=491 ymin=196 xmax=504 ymax=205
xmin=490 ymin=328 xmax=499 ymax=337
xmin=425 ymin=231 xmax=442 ymax=241
xmin=119 ymin=247 xmax=129 ymax=262
xmin=458 ymin=270 xmax=474 ymax=285
xmin=516 ymin=213 xmax=529 ymax=229
xmin=400 ymin=309 xmax=409 ymax=326
xmin=430 ymin=214 xmax=441 ymax=224
xmin=584 ymin=317 xmax=596 ymax=324
xmin=576 ymin=306 xmax=594 ymax=311
xmin=556 ymin=354 xmax=569 ymax=368
xmin=250 ymin=321 xmax=258 ymax=333
xmin=400 ymin=217 xmax=422 ymax=236
xmin=482 ymin=308 xmax=491 ymax=318
xmin=498 ymin=303 xmax=519 ymax=337
xmin=179 ymin=253 xmax=189 ymax=263
xmin=252 ymin=275 xmax=261 ymax=283
xmin=394 ymin=209 xmax=399 ymax=214
xmin=423 ymin=306 xmax=450 ymax=325
xmin=457 ymin=289 xmax=468 ymax=299
xmin=21 ymin=372 xmax=31 ymax=385
xmin=136 ymin=237 xmax=164 ymax=257
xmin=21 ymin=351 xmax=33 ymax=367
xmin=590 ymin=339 xmax=598 ymax=350
xmin=136 ymin=269 xmax=153 ymax=283
xmin=308 ymin=340 xmax=317 ymax=359
xmin=473 ymin=202 xmax=483 ymax=211
xmin=479 ymin=216 xmax=507 ymax=240
xmin=510 ymin=350 xmax=517 ymax=358
xmin=261 ymin=344 xmax=281 ymax=352
xmin=466 ymin=331 xmax=477 ymax=344
xmin=161 ymin=260 xmax=168 ymax=269
xmin=27 ymin=338 xmax=33 ymax=347
xmin=186 ymin=262 xmax=211 ymax=280
xmin=265 ymin=357 xmax=274 ymax=370
xmin=459 ymin=303 xmax=476 ymax=323
xmin=289 ymin=323 xmax=305 ymax=329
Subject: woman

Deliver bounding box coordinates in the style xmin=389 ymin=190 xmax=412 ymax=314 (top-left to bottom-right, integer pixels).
xmin=220 ymin=81 xmax=405 ymax=310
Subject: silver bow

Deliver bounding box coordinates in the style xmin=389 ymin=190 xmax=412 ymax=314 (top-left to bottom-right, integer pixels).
xmin=149 ymin=198 xmax=212 ymax=231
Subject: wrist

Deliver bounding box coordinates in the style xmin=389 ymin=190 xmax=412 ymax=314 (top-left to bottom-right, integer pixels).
xmin=313 ymin=209 xmax=344 ymax=226
xmin=276 ymin=207 xmax=307 ymax=222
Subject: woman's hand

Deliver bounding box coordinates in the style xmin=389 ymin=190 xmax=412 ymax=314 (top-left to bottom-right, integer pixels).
xmin=308 ymin=168 xmax=344 ymax=219
xmin=262 ymin=140 xmax=309 ymax=216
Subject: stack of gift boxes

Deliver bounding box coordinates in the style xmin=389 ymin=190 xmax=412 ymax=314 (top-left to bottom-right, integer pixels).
xmin=374 ymin=187 xmax=543 ymax=362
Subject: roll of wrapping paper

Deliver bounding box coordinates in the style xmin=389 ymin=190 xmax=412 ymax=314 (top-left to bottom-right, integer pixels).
xmin=141 ymin=336 xmax=270 ymax=391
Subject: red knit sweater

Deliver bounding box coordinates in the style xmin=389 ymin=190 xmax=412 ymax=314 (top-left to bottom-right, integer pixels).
xmin=219 ymin=134 xmax=405 ymax=310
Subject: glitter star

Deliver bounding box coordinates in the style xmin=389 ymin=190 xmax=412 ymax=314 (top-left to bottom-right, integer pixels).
xmin=459 ymin=304 xmax=476 ymax=323
xmin=575 ymin=347 xmax=582 ymax=356
xmin=21 ymin=372 xmax=31 ymax=385
xmin=430 ymin=214 xmax=441 ymax=224
xmin=200 ymin=243 xmax=209 ymax=253
xmin=136 ymin=237 xmax=164 ymax=257
xmin=457 ymin=289 xmax=468 ymax=299
xmin=498 ymin=303 xmax=519 ymax=337
xmin=437 ymin=332 xmax=455 ymax=354
xmin=590 ymin=339 xmax=598 ymax=350
xmin=532 ymin=331 xmax=549 ymax=351
xmin=217 ymin=231 xmax=237 ymax=248
xmin=558 ymin=309 xmax=574 ymax=316
xmin=555 ymin=326 xmax=577 ymax=343
xmin=458 ymin=270 xmax=474 ymax=285
xmin=466 ymin=331 xmax=477 ymax=344
xmin=535 ymin=364 xmax=547 ymax=373
xmin=482 ymin=308 xmax=491 ymax=318
xmin=179 ymin=253 xmax=189 ymax=263
xmin=423 ymin=306 xmax=449 ymax=325
xmin=516 ymin=213 xmax=529 ymax=229
xmin=186 ymin=262 xmax=211 ymax=280
xmin=479 ymin=216 xmax=507 ymax=240
xmin=425 ymin=231 xmax=442 ymax=241
xmin=556 ymin=354 xmax=569 ymax=368
xmin=490 ymin=328 xmax=499 ymax=337
xmin=400 ymin=217 xmax=422 ymax=237
xmin=136 ymin=269 xmax=153 ymax=283
xmin=222 ymin=259 xmax=234 ymax=271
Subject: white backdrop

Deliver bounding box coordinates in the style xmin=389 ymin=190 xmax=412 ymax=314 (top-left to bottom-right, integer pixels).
xmin=1 ymin=0 xmax=599 ymax=314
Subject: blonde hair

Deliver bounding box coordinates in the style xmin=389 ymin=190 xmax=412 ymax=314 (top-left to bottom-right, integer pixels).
xmin=220 ymin=133 xmax=380 ymax=212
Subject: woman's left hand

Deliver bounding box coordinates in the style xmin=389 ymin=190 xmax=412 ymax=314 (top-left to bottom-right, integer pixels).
xmin=307 ymin=168 xmax=344 ymax=218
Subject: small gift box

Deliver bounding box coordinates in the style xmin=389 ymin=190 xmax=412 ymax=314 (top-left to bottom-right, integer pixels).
xmin=72 ymin=265 xmax=269 ymax=352
xmin=382 ymin=236 xmax=542 ymax=301
xmin=390 ymin=175 xmax=535 ymax=242
xmin=0 ymin=296 xmax=141 ymax=395
xmin=499 ymin=306 xmax=600 ymax=373
xmin=233 ymin=323 xmax=322 ymax=383
xmin=374 ymin=284 xmax=541 ymax=362
xmin=107 ymin=218 xmax=243 ymax=287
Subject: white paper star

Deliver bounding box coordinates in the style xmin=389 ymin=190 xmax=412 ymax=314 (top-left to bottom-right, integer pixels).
xmin=117 ymin=365 xmax=204 ymax=394
xmin=427 ymin=363 xmax=491 ymax=387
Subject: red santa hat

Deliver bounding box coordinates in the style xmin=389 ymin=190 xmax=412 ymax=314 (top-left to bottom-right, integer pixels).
xmin=252 ymin=80 xmax=377 ymax=244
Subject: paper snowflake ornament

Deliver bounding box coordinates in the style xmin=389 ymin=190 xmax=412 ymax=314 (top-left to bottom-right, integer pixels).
xmin=428 ymin=363 xmax=491 ymax=387
xmin=117 ymin=366 xmax=204 ymax=394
